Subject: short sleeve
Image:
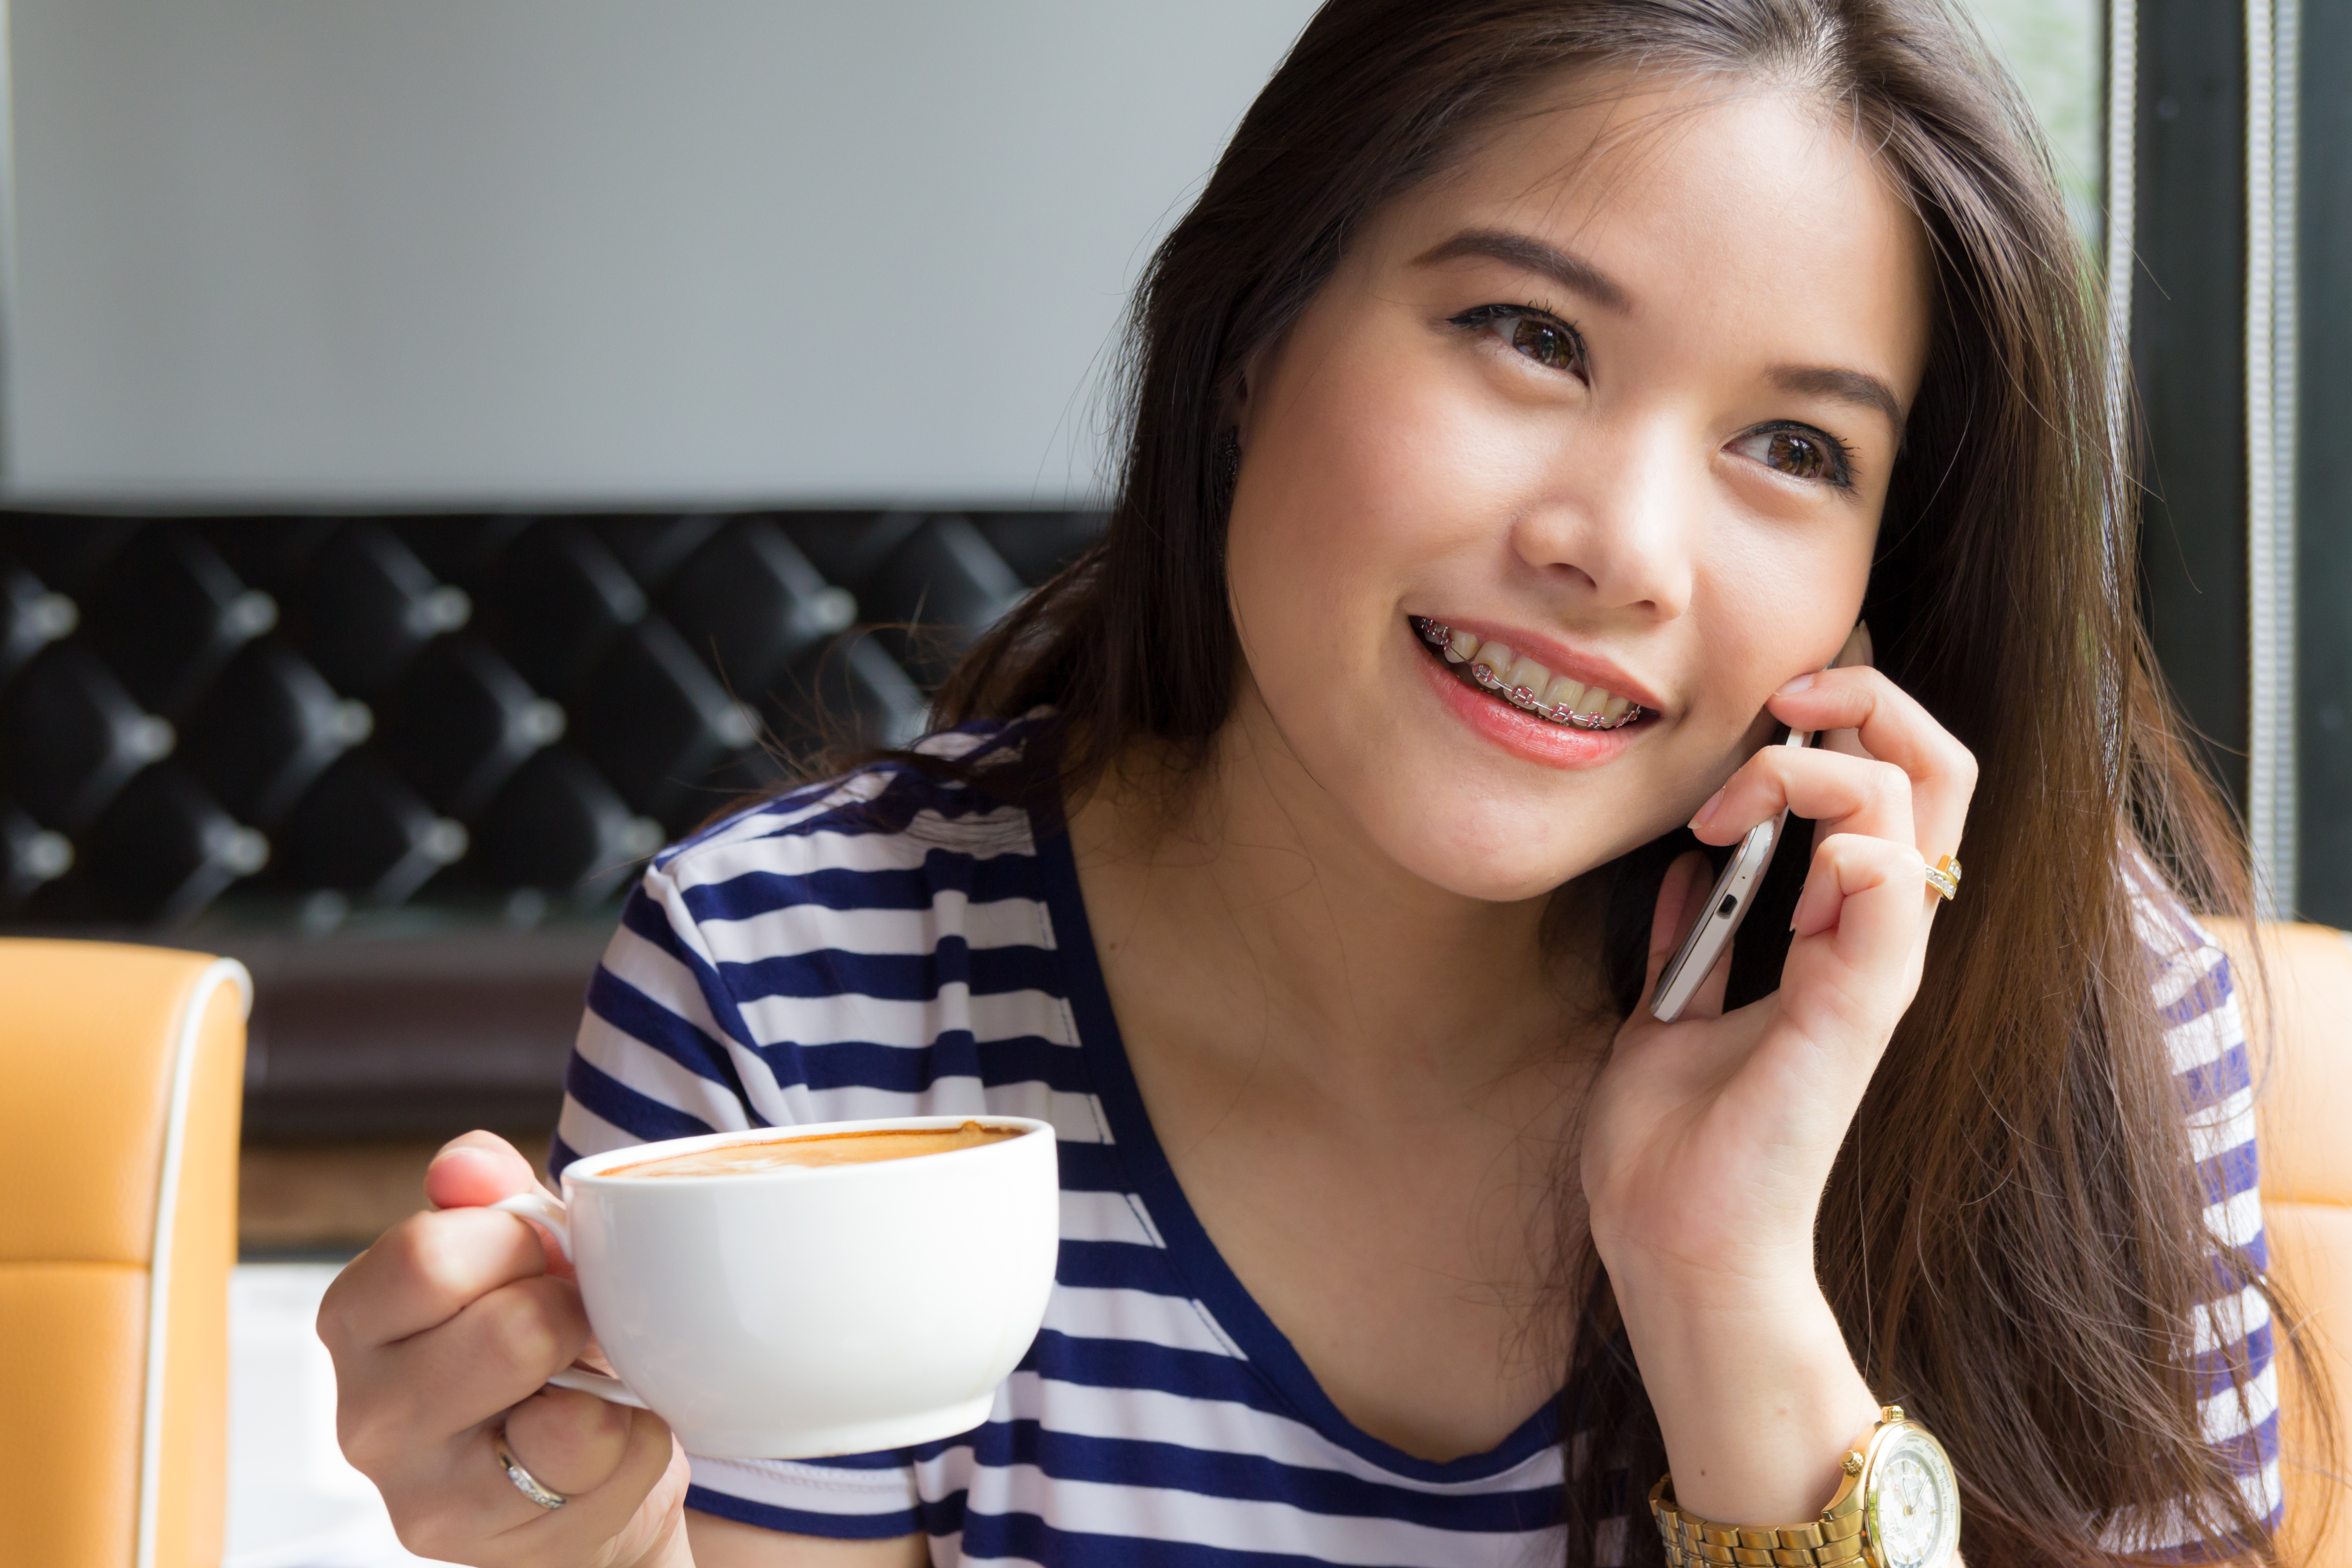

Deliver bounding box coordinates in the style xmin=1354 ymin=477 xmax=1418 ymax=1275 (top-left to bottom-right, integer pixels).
xmin=2101 ymin=873 xmax=2284 ymax=1557
xmin=550 ymin=861 xmax=771 ymax=1178
xmin=549 ymin=781 xmax=934 ymax=1541
xmin=680 ymin=1454 xmax=926 ymax=1541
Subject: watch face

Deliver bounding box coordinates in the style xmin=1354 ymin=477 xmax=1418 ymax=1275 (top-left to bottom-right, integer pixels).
xmin=1866 ymin=1427 xmax=1962 ymax=1568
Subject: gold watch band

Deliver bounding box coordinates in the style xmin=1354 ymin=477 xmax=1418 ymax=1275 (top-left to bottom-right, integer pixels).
xmin=1647 ymin=1406 xmax=1903 ymax=1568
xmin=1648 ymin=1477 xmax=1866 ymax=1568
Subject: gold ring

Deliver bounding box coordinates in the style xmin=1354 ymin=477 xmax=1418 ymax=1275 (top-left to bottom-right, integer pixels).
xmin=1923 ymin=853 xmax=1961 ymax=902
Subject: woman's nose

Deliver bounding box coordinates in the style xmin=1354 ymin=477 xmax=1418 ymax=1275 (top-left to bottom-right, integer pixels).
xmin=1511 ymin=420 xmax=1698 ymax=619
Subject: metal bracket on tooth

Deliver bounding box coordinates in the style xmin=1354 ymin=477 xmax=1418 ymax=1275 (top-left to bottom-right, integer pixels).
xmin=1551 ymin=702 xmax=1643 ymax=732
xmin=1469 ymin=660 xmax=1641 ymax=731
xmin=1427 ymin=621 xmax=1643 ymax=731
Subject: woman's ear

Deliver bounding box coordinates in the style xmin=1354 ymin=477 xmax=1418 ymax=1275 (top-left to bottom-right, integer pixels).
xmin=1227 ymin=331 xmax=1288 ymax=451
xmin=1224 ymin=364 xmax=1256 ymax=451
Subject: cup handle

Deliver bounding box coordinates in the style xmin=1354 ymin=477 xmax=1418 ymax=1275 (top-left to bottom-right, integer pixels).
xmin=490 ymin=1190 xmax=573 ymax=1262
xmin=488 ymin=1192 xmax=651 ymax=1412
xmin=547 ymin=1366 xmax=651 ymax=1409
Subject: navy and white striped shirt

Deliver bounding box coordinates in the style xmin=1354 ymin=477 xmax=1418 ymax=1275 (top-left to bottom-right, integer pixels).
xmin=551 ymin=715 xmax=2278 ymax=1566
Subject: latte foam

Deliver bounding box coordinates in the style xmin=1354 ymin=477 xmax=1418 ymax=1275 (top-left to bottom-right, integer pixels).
xmin=606 ymin=1120 xmax=1018 ymax=1179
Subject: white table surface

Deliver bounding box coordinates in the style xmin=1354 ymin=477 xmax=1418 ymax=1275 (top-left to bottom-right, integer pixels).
xmin=229 ymin=1262 xmax=454 ymax=1568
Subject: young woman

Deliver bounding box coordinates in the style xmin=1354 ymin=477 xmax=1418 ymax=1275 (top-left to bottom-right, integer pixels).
xmin=320 ymin=2 xmax=2319 ymax=1565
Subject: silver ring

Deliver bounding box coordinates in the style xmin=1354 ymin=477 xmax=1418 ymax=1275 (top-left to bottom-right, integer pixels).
xmin=494 ymin=1427 xmax=568 ymax=1511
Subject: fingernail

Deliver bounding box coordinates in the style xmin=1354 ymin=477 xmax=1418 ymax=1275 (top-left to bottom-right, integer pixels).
xmin=1776 ymin=671 xmax=1817 ymax=696
xmin=1689 ymin=787 xmax=1725 ymax=829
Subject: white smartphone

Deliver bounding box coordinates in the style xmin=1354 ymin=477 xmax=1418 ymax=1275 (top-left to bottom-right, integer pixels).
xmin=1650 ymin=721 xmax=1816 ymax=1023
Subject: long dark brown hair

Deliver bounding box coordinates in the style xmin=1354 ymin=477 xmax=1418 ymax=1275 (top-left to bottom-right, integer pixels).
xmin=836 ymin=1 xmax=2335 ymax=1561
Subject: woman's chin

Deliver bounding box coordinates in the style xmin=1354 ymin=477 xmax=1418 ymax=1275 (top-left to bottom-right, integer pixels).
xmin=1365 ymin=810 xmax=1622 ymax=905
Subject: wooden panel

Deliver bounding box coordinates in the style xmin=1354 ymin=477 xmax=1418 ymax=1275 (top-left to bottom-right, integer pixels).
xmin=239 ymin=1130 xmax=553 ymax=1252
xmin=228 ymin=928 xmax=603 ymax=1141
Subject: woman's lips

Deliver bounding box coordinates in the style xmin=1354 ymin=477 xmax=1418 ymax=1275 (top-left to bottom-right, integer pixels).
xmin=1413 ymin=616 xmax=1663 ymax=716
xmin=1411 ymin=627 xmax=1647 ymax=768
xmin=1411 ymin=617 xmax=1645 ymax=728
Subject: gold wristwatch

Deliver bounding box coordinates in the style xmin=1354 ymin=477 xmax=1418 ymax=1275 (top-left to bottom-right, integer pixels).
xmin=1648 ymin=1406 xmax=1961 ymax=1568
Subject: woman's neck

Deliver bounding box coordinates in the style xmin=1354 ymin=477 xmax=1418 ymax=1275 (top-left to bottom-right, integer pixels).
xmin=1064 ymin=699 xmax=1605 ymax=1459
xmin=1066 ymin=696 xmax=1612 ymax=1116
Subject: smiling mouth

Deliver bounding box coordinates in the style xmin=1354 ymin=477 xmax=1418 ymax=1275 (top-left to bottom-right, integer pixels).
xmin=1409 ymin=616 xmax=1648 ymax=731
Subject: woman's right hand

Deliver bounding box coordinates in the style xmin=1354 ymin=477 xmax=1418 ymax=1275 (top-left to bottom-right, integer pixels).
xmin=317 ymin=1131 xmax=694 ymax=1568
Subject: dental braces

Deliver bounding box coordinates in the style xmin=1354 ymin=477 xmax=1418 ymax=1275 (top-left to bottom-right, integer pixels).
xmin=1411 ymin=617 xmax=1645 ymax=731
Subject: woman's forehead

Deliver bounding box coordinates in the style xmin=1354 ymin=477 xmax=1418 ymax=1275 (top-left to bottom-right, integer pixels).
xmin=1369 ymin=76 xmax=1934 ymax=394
xmin=1447 ymin=69 xmax=1903 ymax=217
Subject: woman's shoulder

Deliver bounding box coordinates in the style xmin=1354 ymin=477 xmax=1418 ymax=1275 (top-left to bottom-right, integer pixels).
xmin=557 ymin=714 xmax=1071 ymax=1166
xmin=2118 ymin=852 xmax=2247 ymax=1093
xmin=598 ymin=710 xmax=1065 ymax=1042
xmin=2116 ymin=853 xmax=2264 ymax=1263
xmin=2099 ymin=862 xmax=2281 ymax=1553
xmin=645 ymin=712 xmax=1056 ymax=908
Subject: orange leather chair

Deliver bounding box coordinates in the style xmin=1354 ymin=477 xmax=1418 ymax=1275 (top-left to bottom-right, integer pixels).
xmin=2220 ymin=920 xmax=2352 ymax=1566
xmin=0 ymin=942 xmax=251 ymax=1568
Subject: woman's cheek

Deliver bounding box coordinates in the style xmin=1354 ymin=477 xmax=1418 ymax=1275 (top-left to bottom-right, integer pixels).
xmin=1226 ymin=404 xmax=1441 ymax=670
xmin=1697 ymin=518 xmax=1869 ymax=680
xmin=1350 ymin=370 xmax=1559 ymax=520
xmin=1260 ymin=335 xmax=1533 ymax=542
xmin=1224 ymin=493 xmax=1373 ymax=724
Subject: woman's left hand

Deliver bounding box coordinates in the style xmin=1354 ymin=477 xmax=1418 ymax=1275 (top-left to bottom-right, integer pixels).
xmin=1577 ymin=651 xmax=1977 ymax=1522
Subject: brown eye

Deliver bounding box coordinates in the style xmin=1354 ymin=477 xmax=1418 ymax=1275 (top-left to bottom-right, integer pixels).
xmin=1509 ymin=316 xmax=1579 ymax=373
xmin=1449 ymin=304 xmax=1590 ymax=380
xmin=1729 ymin=424 xmax=1854 ymax=488
xmin=1767 ymin=431 xmax=1829 ymax=479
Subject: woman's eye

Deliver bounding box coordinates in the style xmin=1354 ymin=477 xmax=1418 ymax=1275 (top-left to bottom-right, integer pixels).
xmin=1452 ymin=305 xmax=1588 ymax=379
xmin=1505 ymin=316 xmax=1580 ymax=374
xmin=1730 ymin=426 xmax=1854 ymax=488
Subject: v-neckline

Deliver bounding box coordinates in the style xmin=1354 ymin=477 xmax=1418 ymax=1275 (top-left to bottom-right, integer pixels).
xmin=1026 ymin=787 xmax=1566 ymax=1485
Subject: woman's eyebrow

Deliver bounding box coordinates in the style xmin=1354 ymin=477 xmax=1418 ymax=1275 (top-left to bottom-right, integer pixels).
xmin=1417 ymin=228 xmax=1906 ymax=441
xmin=1767 ymin=365 xmax=1906 ymax=440
xmin=1410 ymin=229 xmax=1632 ymax=314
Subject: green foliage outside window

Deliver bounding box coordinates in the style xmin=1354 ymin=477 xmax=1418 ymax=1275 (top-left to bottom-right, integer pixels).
xmin=1962 ymin=0 xmax=2105 ymax=243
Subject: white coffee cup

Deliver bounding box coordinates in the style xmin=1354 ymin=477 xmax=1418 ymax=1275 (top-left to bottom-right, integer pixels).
xmin=492 ymin=1115 xmax=1058 ymax=1459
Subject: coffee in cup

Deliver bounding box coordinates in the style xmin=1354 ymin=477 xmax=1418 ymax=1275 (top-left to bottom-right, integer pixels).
xmin=605 ymin=1119 xmax=1019 ymax=1178
xmin=493 ymin=1115 xmax=1058 ymax=1458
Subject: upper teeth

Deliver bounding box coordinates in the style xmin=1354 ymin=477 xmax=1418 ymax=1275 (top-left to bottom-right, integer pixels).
xmin=1411 ymin=617 xmax=1642 ymax=730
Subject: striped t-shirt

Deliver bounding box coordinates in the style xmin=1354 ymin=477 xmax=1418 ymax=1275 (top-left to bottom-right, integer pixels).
xmin=551 ymin=716 xmax=2280 ymax=1566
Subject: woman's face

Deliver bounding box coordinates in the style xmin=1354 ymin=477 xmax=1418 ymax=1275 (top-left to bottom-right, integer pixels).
xmin=1225 ymin=77 xmax=1933 ymax=901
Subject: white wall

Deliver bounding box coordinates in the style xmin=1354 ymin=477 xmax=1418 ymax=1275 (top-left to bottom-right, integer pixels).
xmin=1 ymin=1 xmax=1320 ymax=506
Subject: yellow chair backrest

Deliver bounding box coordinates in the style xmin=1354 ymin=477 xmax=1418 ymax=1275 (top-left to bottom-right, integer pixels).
xmin=0 ymin=941 xmax=250 ymax=1568
xmin=2214 ymin=920 xmax=2352 ymax=1567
